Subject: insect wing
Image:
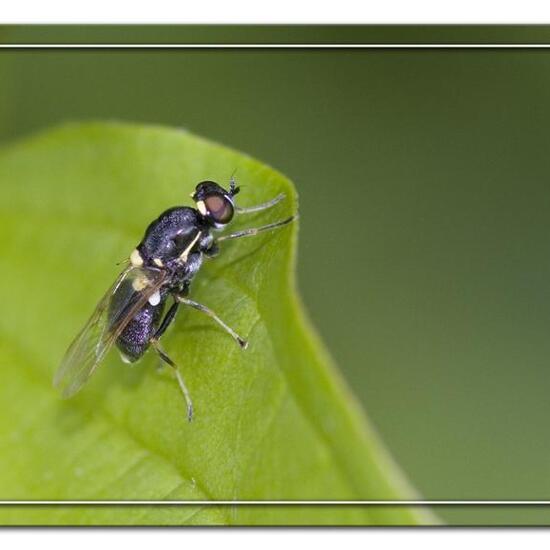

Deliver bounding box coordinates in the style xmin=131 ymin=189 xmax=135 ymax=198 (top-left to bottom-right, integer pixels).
xmin=53 ymin=265 xmax=166 ymax=398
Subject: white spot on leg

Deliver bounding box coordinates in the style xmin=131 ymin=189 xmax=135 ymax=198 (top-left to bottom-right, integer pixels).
xmin=120 ymin=352 xmax=132 ymax=364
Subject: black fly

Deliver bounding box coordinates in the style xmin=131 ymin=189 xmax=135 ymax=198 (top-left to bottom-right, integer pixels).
xmin=53 ymin=179 xmax=295 ymax=421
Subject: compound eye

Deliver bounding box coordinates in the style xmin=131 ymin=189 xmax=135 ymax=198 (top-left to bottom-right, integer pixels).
xmin=205 ymin=194 xmax=234 ymax=224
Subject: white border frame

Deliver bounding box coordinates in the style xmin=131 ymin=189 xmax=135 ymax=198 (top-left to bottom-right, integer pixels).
xmin=2 ymin=44 xmax=550 ymax=48
xmin=1 ymin=37 xmax=549 ymax=507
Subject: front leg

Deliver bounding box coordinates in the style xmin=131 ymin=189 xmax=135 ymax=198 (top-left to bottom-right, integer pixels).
xmin=176 ymin=295 xmax=248 ymax=349
xmin=202 ymin=243 xmax=220 ymax=258
xmin=216 ymin=215 xmax=296 ymax=244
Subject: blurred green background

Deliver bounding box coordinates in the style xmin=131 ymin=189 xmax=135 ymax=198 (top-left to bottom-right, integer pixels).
xmin=3 ymin=26 xmax=550 ymax=524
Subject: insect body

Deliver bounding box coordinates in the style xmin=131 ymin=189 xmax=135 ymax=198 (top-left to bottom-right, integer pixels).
xmin=54 ymin=179 xmax=295 ymax=421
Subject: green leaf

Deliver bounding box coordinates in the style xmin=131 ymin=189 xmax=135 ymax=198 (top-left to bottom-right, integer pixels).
xmin=0 ymin=122 xmax=436 ymax=525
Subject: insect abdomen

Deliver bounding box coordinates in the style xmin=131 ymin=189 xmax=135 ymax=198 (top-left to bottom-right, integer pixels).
xmin=115 ymin=301 xmax=165 ymax=362
xmin=108 ymin=278 xmax=165 ymax=363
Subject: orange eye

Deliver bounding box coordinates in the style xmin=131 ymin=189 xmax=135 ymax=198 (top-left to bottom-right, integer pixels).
xmin=205 ymin=194 xmax=234 ymax=224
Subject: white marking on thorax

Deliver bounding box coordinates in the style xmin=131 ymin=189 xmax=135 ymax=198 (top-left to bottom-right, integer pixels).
xmin=196 ymin=200 xmax=208 ymax=216
xmin=179 ymin=231 xmax=202 ymax=263
xmin=130 ymin=249 xmax=143 ymax=267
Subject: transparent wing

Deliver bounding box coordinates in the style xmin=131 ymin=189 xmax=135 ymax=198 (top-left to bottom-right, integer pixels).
xmin=53 ymin=265 xmax=166 ymax=398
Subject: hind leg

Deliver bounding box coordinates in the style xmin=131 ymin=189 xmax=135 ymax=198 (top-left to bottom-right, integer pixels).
xmin=150 ymin=301 xmax=193 ymax=421
xmin=152 ymin=300 xmax=178 ymax=373
xmin=151 ymin=338 xmax=193 ymax=422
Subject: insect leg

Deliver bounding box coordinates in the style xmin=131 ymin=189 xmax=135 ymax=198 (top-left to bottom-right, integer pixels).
xmin=153 ymin=300 xmax=180 ymax=340
xmin=203 ymin=243 xmax=220 ymax=258
xmin=176 ymin=296 xmax=248 ymax=349
xmin=235 ymin=193 xmax=285 ymax=214
xmin=151 ymin=301 xmax=180 ymax=372
xmin=216 ymin=215 xmax=296 ymax=243
xmin=150 ymin=338 xmax=193 ymax=422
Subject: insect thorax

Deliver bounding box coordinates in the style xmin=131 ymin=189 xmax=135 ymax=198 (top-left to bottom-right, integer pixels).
xmin=135 ymin=206 xmax=213 ymax=291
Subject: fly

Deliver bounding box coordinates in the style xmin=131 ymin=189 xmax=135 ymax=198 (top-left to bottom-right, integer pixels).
xmin=53 ymin=179 xmax=296 ymax=421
